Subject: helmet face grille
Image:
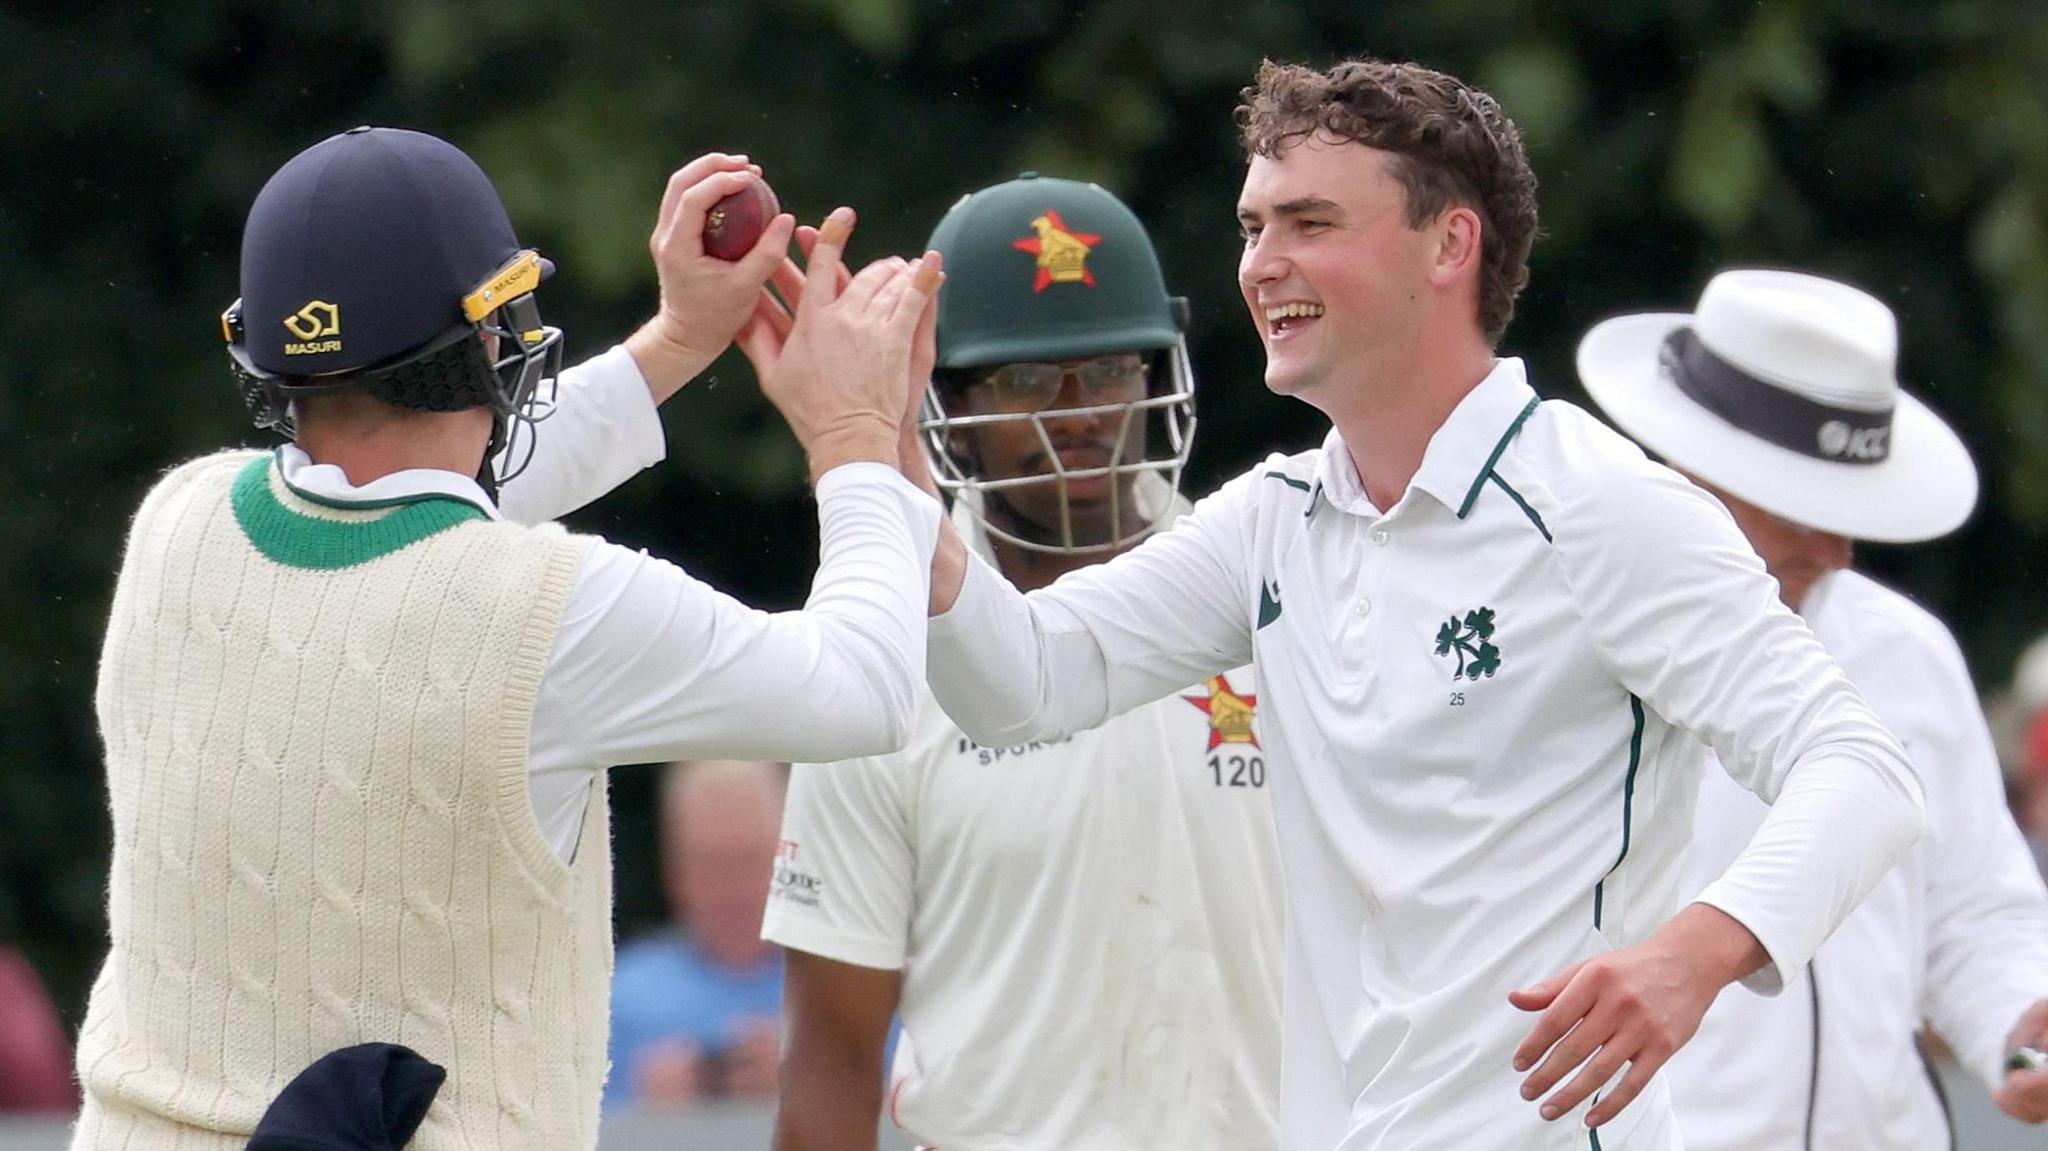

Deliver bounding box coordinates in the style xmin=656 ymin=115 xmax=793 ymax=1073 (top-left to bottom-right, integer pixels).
xmin=920 ymin=175 xmax=1198 ymax=555
xmin=920 ymin=341 xmax=1198 ymax=555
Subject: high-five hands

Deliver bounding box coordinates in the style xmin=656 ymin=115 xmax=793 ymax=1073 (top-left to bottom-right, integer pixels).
xmin=738 ymin=210 xmax=944 ymax=483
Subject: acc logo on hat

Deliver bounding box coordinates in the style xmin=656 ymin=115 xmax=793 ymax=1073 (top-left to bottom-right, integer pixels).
xmin=282 ymin=300 xmax=342 ymax=355
xmin=1011 ymin=209 xmax=1101 ymax=293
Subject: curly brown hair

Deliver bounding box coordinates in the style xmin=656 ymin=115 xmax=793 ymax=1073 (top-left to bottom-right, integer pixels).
xmin=1236 ymin=58 xmax=1539 ymax=345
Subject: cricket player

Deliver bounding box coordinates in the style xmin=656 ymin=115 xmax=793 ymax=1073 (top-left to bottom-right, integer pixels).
xmin=75 ymin=127 xmax=941 ymax=1150
xmin=1579 ymin=268 xmax=2048 ymax=1145
xmin=760 ymin=175 xmax=1282 ymax=1151
xmin=891 ymin=59 xmax=1927 ymax=1149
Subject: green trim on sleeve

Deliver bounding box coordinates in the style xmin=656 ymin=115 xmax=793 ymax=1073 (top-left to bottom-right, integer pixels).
xmin=230 ymin=454 xmax=488 ymax=570
xmin=1593 ymin=695 xmax=1646 ymax=931
xmin=1456 ymin=396 xmax=1542 ymax=519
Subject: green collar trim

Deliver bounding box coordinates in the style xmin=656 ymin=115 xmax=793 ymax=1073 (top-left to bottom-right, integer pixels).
xmin=231 ymin=454 xmax=488 ymax=570
xmin=1456 ymin=396 xmax=1542 ymax=519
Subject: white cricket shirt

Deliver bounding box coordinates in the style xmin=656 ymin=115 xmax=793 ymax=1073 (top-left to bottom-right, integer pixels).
xmin=1668 ymin=568 xmax=2048 ymax=1150
xmin=280 ymin=345 xmax=943 ymax=861
xmin=762 ymin=500 xmax=1284 ymax=1150
xmin=928 ymin=359 xmax=1924 ymax=1150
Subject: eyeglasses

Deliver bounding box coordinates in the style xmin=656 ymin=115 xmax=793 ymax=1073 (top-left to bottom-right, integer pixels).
xmin=970 ymin=353 xmax=1149 ymax=413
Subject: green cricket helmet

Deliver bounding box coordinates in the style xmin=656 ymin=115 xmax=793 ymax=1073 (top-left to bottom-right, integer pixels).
xmin=919 ymin=173 xmax=1197 ymax=554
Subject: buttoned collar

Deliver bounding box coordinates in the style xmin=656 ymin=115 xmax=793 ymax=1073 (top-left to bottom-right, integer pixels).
xmin=275 ymin=443 xmax=502 ymax=521
xmin=1310 ymin=358 xmax=1540 ymax=520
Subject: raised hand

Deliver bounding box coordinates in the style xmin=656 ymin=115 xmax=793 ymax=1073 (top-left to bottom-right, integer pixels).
xmin=625 ymin=153 xmax=797 ymax=402
xmin=738 ymin=222 xmax=944 ymax=498
xmin=745 ymin=208 xmax=942 ymax=482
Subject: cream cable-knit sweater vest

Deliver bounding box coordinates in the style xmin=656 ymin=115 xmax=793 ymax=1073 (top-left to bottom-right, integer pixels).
xmin=75 ymin=450 xmax=611 ymax=1151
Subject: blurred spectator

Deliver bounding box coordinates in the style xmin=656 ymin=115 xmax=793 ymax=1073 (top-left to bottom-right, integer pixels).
xmin=0 ymin=945 xmax=77 ymax=1112
xmin=606 ymin=760 xmax=786 ymax=1109
xmin=2012 ymin=636 xmax=2048 ymax=875
xmin=2022 ymin=718 xmax=2048 ymax=875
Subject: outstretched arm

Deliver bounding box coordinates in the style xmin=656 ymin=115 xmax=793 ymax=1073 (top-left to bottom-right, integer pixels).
xmin=1512 ymin=455 xmax=1922 ymax=1130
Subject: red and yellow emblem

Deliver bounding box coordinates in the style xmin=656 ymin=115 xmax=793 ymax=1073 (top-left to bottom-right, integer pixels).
xmin=1011 ymin=209 xmax=1102 ymax=292
xmin=1183 ymin=673 xmax=1259 ymax=751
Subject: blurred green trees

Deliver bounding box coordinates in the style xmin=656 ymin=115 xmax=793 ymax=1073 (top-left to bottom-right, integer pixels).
xmin=5 ymin=0 xmax=2047 ymax=1022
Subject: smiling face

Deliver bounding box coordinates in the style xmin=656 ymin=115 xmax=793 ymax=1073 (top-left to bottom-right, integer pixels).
xmin=1236 ymin=136 xmax=1469 ymax=408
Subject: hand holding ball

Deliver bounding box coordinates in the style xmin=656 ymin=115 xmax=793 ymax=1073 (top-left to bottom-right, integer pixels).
xmin=702 ymin=176 xmax=781 ymax=261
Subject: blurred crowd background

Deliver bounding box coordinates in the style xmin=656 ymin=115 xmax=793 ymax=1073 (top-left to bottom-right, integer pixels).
xmin=7 ymin=0 xmax=2048 ymax=1117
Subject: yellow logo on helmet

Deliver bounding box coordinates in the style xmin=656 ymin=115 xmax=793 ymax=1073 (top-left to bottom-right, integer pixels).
xmin=1011 ymin=209 xmax=1102 ymax=293
xmin=282 ymin=300 xmax=341 ymax=355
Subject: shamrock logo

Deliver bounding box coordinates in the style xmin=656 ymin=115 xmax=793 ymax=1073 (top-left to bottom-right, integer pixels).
xmin=1434 ymin=607 xmax=1501 ymax=681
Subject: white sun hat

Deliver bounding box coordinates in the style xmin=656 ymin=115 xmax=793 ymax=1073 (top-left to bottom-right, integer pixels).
xmin=1576 ymin=268 xmax=1978 ymax=543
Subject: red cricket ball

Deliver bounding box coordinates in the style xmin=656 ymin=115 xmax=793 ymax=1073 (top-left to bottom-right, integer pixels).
xmin=702 ymin=175 xmax=781 ymax=261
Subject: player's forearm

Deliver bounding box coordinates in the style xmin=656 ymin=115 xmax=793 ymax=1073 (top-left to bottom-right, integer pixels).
xmin=1694 ymin=749 xmax=1925 ymax=992
xmin=772 ymin=1051 xmax=886 ymax=1151
xmin=1657 ymin=901 xmax=1769 ymax=989
xmin=495 ymin=346 xmax=666 ymax=525
xmin=623 ymin=314 xmax=723 ymax=405
xmin=796 ymin=463 xmax=943 ymax=755
xmin=927 ymin=551 xmax=1105 ymax=745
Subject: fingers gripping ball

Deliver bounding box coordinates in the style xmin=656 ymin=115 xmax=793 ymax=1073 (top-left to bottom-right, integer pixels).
xmin=703 ymin=176 xmax=781 ymax=261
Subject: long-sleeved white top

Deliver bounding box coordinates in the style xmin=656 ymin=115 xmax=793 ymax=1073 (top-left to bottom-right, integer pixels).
xmin=1668 ymin=567 xmax=2048 ymax=1149
xmin=927 ymin=359 xmax=1925 ymax=1150
xmin=278 ymin=345 xmax=942 ymax=860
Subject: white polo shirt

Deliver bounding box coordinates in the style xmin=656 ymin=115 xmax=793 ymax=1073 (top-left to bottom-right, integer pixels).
xmin=763 ymin=501 xmax=1284 ymax=1151
xmin=1668 ymin=568 xmax=2048 ymax=1150
xmin=928 ymin=359 xmax=1924 ymax=1150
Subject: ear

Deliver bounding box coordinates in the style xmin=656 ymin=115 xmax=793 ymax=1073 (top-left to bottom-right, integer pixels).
xmin=1429 ymin=204 xmax=1483 ymax=289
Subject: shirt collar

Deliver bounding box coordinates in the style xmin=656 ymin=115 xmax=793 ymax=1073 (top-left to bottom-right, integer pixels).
xmin=275 ymin=444 xmax=502 ymax=521
xmin=1312 ymin=358 xmax=1539 ymax=519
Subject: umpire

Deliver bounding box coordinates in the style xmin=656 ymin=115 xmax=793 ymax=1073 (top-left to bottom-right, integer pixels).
xmin=71 ymin=127 xmax=941 ymax=1150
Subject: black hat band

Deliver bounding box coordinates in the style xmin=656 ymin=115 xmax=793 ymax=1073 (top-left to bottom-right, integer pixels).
xmin=1659 ymin=327 xmax=1893 ymax=465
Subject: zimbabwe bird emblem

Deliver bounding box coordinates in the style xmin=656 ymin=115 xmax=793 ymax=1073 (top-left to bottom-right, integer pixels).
xmin=1183 ymin=673 xmax=1259 ymax=751
xmin=1012 ymin=209 xmax=1101 ymax=292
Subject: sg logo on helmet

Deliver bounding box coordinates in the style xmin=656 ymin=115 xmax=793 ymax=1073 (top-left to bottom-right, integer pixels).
xmin=282 ymin=300 xmax=342 ymax=355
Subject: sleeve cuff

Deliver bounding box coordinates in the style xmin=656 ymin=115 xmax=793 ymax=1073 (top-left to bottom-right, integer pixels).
xmin=930 ymin=549 xmax=1001 ymax=638
xmin=761 ymin=909 xmax=907 ymax=972
xmin=1690 ymin=892 xmax=1792 ymax=996
xmin=814 ymin=462 xmax=943 ymax=556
